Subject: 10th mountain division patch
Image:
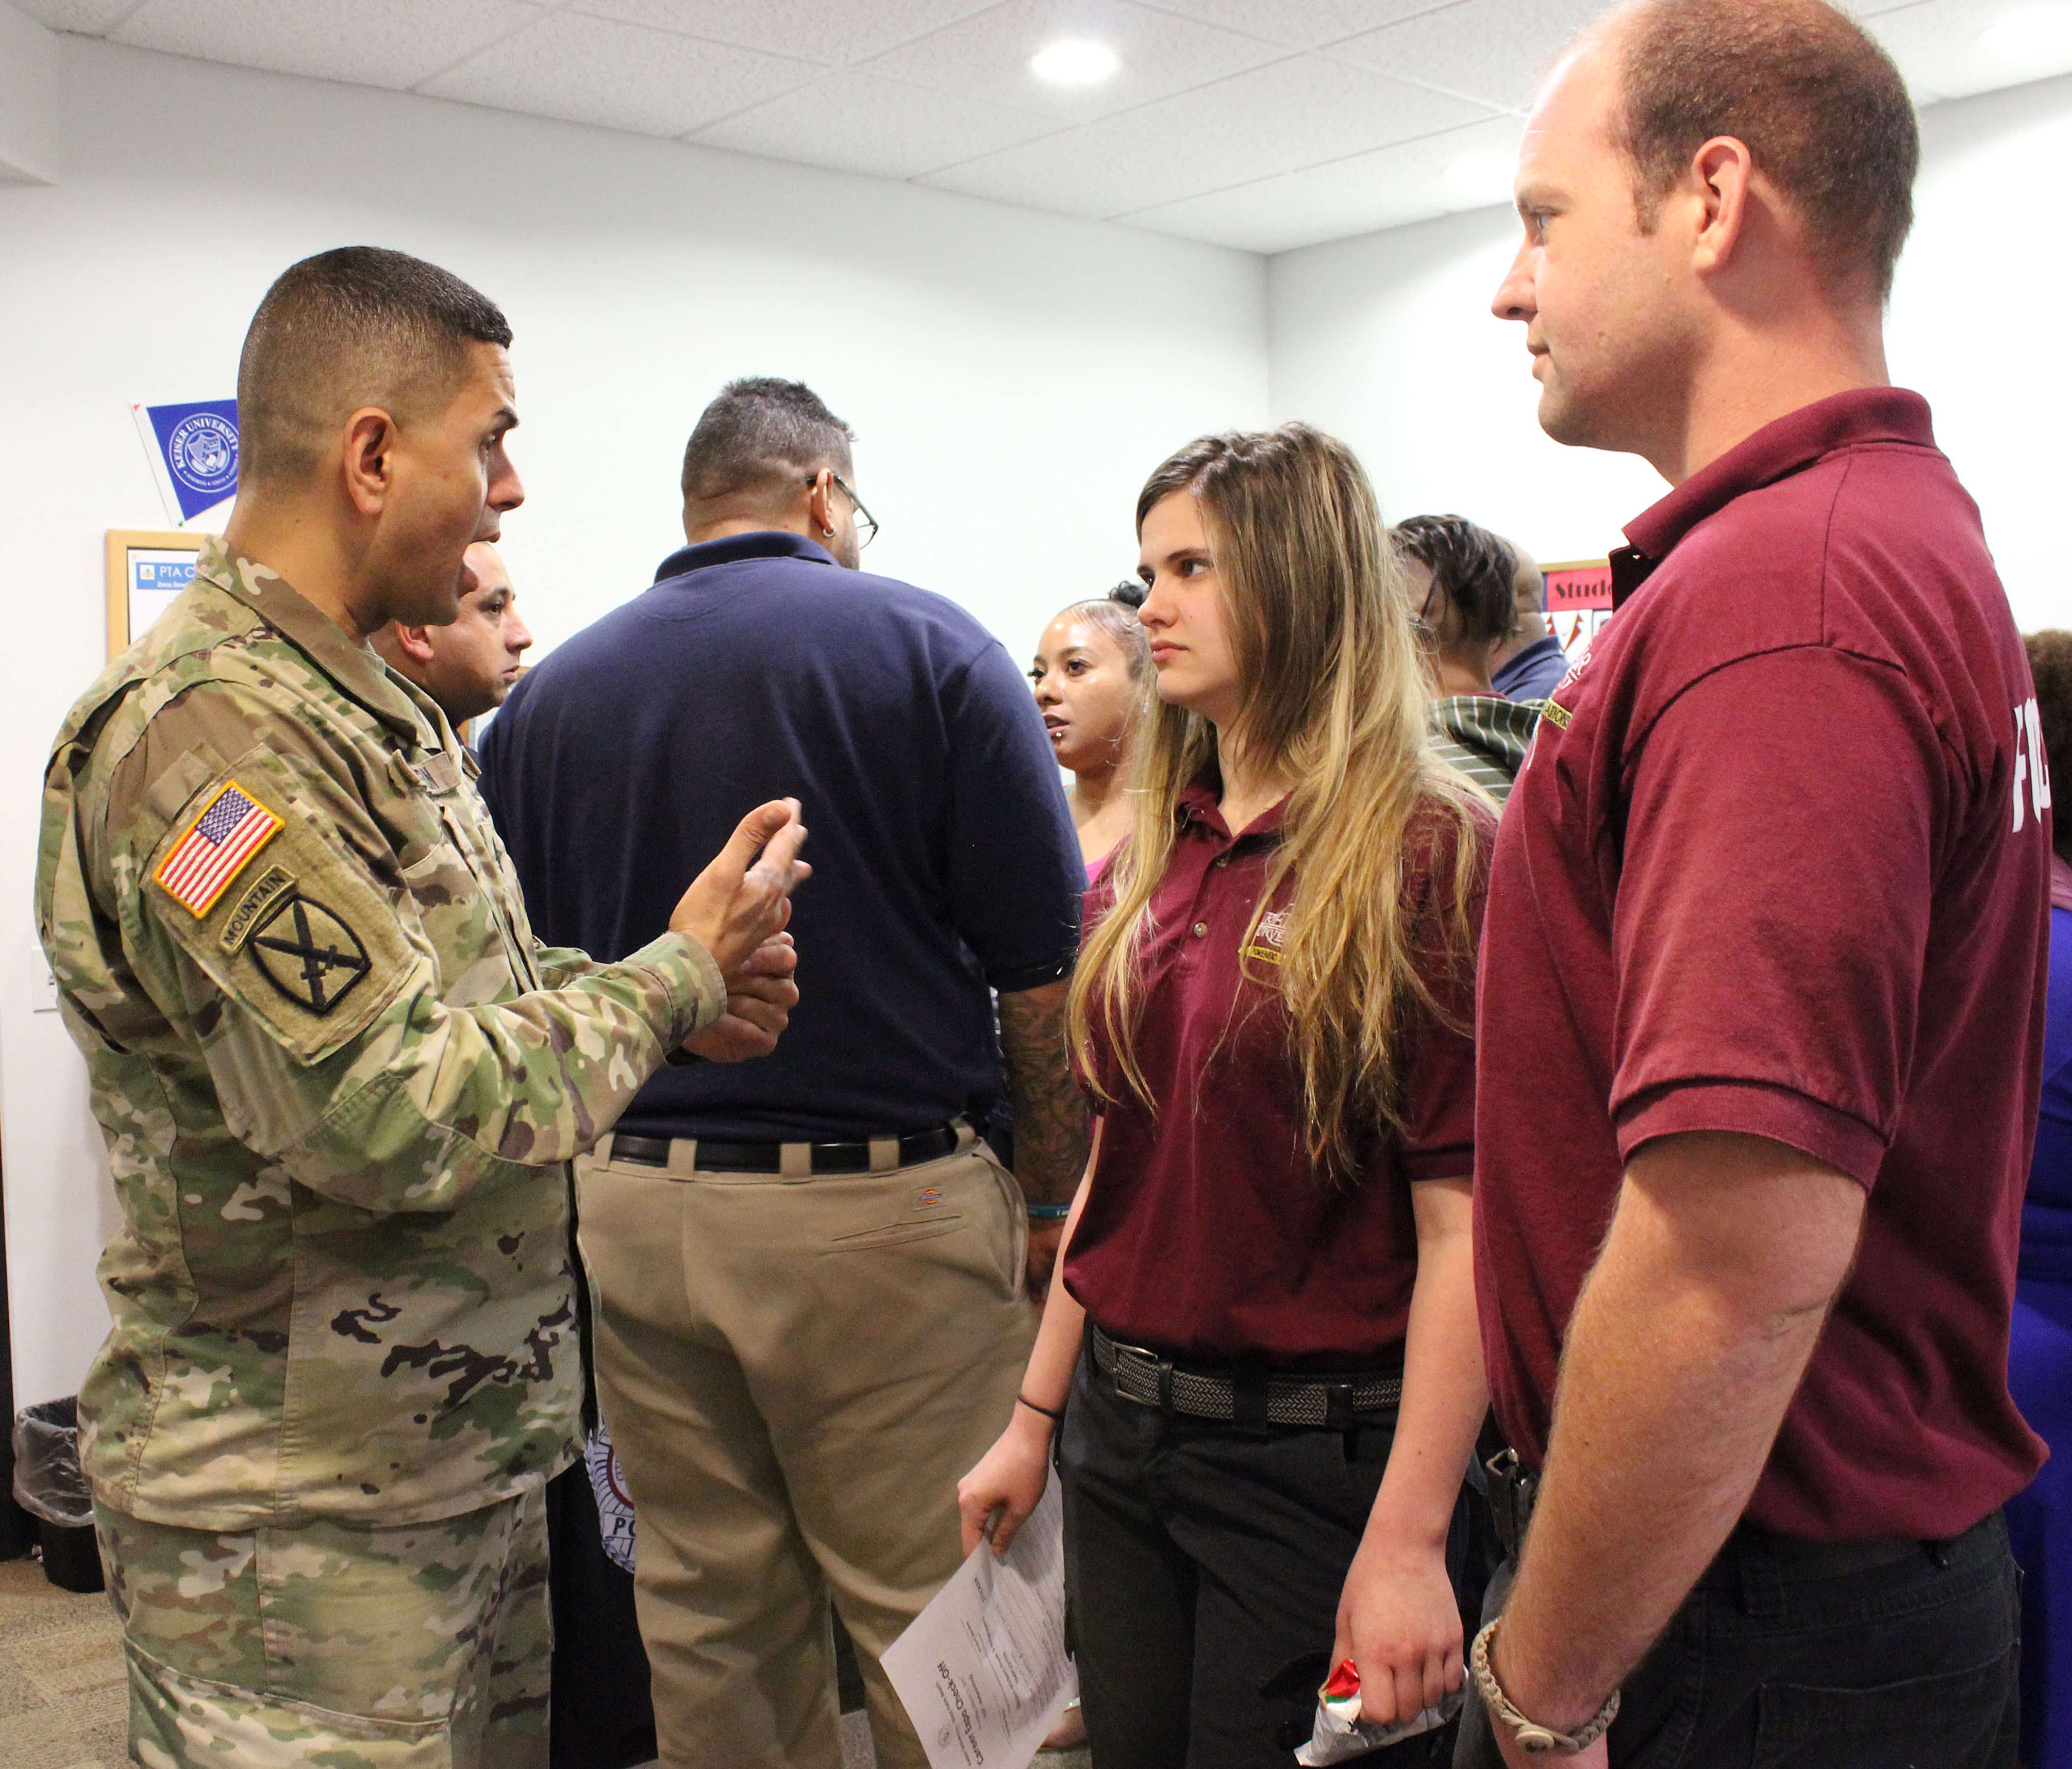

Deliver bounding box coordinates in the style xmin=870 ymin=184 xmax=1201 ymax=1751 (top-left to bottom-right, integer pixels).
xmin=247 ymin=891 xmax=371 ymax=1015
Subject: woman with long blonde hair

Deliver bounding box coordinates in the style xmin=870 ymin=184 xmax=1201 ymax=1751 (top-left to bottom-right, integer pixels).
xmin=958 ymin=424 xmax=1495 ymax=1766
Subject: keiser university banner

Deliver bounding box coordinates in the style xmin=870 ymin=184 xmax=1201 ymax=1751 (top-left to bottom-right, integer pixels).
xmin=137 ymin=398 xmax=240 ymax=524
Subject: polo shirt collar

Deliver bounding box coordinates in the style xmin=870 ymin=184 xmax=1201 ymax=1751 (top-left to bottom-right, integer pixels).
xmin=654 ymin=530 xmax=839 ymax=582
xmin=1178 ymin=777 xmax=1289 ymax=842
xmin=1611 ymin=388 xmax=1935 ymax=606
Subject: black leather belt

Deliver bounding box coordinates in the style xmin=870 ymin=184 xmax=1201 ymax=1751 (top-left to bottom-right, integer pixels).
xmin=1090 ymin=1323 xmax=1401 ymax=1431
xmin=606 ymin=1122 xmax=961 ymax=1175
xmin=1483 ymin=1441 xmax=1956 ymax=1584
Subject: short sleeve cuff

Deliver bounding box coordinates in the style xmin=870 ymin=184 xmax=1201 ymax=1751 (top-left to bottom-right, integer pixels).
xmin=1401 ymin=1140 xmax=1474 ymax=1186
xmin=1614 ymin=1080 xmax=1886 ymax=1188
xmin=987 ymin=953 xmax=1076 ymax=993
xmin=623 ymin=931 xmax=727 ymax=1048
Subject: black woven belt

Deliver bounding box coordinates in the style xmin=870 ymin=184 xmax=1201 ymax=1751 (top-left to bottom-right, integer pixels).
xmin=607 ymin=1122 xmax=960 ymax=1175
xmin=1090 ymin=1324 xmax=1401 ymax=1430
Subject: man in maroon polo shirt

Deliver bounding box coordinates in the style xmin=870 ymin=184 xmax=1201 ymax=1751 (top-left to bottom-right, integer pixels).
xmin=1459 ymin=3 xmax=2047 ymax=1765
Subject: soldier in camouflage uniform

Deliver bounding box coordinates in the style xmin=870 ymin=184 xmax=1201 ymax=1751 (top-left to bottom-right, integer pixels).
xmin=35 ymin=246 xmax=807 ymax=1769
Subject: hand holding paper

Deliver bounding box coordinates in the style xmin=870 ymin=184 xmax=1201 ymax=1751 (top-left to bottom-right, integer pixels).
xmin=883 ymin=1481 xmax=1077 ymax=1769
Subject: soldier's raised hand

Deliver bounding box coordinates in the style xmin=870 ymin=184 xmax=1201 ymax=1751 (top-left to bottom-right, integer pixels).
xmin=687 ymin=933 xmax=800 ymax=1062
xmin=671 ymin=799 xmax=810 ymax=974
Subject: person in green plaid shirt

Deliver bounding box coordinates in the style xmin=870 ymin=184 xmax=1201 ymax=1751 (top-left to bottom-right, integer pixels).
xmin=1392 ymin=513 xmax=1545 ymax=804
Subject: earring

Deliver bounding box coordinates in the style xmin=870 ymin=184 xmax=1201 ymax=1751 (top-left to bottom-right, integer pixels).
xmin=822 ymin=526 xmax=837 ymax=538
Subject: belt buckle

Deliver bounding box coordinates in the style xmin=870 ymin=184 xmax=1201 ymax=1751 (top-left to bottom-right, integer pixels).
xmin=1110 ymin=1339 xmax=1172 ymax=1410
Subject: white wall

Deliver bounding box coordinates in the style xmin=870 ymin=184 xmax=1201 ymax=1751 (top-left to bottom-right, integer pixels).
xmin=0 ymin=0 xmax=56 ymax=185
xmin=0 ymin=26 xmax=1267 ymax=1407
xmin=1268 ymin=72 xmax=2072 ymax=633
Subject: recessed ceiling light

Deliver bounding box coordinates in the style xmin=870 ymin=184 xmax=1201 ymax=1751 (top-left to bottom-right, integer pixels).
xmin=1444 ymin=150 xmax=1517 ymax=202
xmin=1981 ymin=3 xmax=2072 ymax=64
xmin=1030 ymin=38 xmax=1120 ymax=86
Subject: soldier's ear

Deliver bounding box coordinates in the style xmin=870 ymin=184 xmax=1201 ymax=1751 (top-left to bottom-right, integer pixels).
xmin=341 ymin=407 xmax=399 ymax=516
xmin=393 ymin=623 xmax=437 ymax=664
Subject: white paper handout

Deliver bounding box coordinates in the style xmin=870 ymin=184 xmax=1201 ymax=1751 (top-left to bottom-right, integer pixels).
xmin=883 ymin=1481 xmax=1078 ymax=1769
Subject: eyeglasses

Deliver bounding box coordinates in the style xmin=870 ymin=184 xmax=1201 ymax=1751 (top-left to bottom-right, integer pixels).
xmin=828 ymin=473 xmax=878 ymax=549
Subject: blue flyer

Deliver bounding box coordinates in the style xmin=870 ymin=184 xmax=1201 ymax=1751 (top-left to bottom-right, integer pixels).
xmin=144 ymin=398 xmax=240 ymax=522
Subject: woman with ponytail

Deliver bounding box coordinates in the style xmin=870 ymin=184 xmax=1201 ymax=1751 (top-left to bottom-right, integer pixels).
xmin=958 ymin=424 xmax=1495 ymax=1766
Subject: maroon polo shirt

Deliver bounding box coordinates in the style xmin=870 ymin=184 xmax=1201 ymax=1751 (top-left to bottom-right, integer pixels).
xmin=1063 ymin=782 xmax=1485 ymax=1368
xmin=1475 ymin=388 xmax=2051 ymax=1540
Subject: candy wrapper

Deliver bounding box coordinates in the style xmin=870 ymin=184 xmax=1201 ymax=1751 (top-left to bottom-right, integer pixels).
xmin=1293 ymin=1658 xmax=1462 ymax=1765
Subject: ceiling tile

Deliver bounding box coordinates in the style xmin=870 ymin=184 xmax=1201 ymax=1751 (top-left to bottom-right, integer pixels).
xmin=692 ymin=71 xmax=1063 ymax=177
xmin=1126 ymin=111 xmax=1522 ymax=252
xmin=10 ymin=0 xmax=147 ymax=32
xmin=1326 ymin=0 xmax=1607 ymax=110
xmin=1126 ymin=166 xmax=1441 ymax=251
xmin=563 ymin=0 xmax=1002 ymax=64
xmin=923 ymin=52 xmax=1493 ymax=213
xmin=419 ymin=11 xmax=821 ymax=137
xmin=860 ymin=0 xmax=1288 ymax=121
xmin=111 ymin=0 xmax=546 ymax=90
xmin=1133 ymin=0 xmax=1465 ymax=51
xmin=1863 ymin=0 xmax=2072 ymax=102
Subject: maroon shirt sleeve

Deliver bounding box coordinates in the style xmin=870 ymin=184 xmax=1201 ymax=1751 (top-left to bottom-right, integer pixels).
xmin=1609 ymin=645 xmax=1943 ymax=1184
xmin=1396 ymin=810 xmax=1490 ymax=1184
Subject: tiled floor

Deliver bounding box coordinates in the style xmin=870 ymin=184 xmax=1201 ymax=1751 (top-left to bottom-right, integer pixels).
xmin=832 ymin=1712 xmax=1090 ymax=1769
xmin=0 ymin=1556 xmax=1095 ymax=1769
xmin=0 ymin=1557 xmax=128 ymax=1769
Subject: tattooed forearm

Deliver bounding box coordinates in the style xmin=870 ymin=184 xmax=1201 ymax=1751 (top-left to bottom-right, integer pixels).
xmin=997 ymin=977 xmax=1091 ymax=1209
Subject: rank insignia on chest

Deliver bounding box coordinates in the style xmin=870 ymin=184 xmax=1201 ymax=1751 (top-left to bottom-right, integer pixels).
xmin=248 ymin=891 xmax=372 ymax=1014
xmin=153 ymin=781 xmax=283 ymax=916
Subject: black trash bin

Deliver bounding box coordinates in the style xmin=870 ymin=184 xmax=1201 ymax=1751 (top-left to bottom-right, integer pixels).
xmin=13 ymin=1397 xmax=102 ymax=1593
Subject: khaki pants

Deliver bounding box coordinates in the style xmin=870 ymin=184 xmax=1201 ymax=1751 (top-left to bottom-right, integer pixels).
xmin=96 ymin=1488 xmax=550 ymax=1769
xmin=576 ymin=1131 xmax=1036 ymax=1769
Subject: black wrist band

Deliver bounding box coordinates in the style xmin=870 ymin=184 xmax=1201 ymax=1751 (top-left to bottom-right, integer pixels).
xmin=1016 ymin=1393 xmax=1064 ymax=1422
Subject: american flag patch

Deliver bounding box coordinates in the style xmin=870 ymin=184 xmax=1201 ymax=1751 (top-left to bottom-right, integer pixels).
xmin=153 ymin=782 xmax=283 ymax=917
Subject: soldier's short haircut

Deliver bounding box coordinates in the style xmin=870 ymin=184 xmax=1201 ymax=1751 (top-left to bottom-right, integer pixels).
xmin=237 ymin=246 xmax=513 ymax=488
xmin=1608 ymin=0 xmax=1917 ymax=300
xmin=680 ymin=378 xmax=855 ymax=509
xmin=1391 ymin=514 xmax=1520 ymax=649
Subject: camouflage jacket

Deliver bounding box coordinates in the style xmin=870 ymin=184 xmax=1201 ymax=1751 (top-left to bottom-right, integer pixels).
xmin=37 ymin=538 xmax=725 ymax=1530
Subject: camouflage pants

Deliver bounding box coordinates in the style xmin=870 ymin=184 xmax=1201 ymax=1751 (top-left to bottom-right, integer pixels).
xmin=94 ymin=1487 xmax=550 ymax=1769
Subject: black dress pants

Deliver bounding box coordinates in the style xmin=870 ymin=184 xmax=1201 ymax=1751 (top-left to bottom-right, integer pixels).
xmin=1058 ymin=1341 xmax=1467 ymax=1769
xmin=545 ymin=1461 xmax=658 ymax=1769
xmin=1455 ymin=1509 xmax=2021 ymax=1769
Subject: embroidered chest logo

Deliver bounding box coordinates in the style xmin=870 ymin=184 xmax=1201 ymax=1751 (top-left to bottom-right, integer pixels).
xmin=248 ymin=892 xmax=371 ymax=1014
xmin=1242 ymin=907 xmax=1291 ymax=966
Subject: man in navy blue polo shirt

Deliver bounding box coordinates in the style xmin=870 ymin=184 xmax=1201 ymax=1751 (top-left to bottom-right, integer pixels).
xmin=478 ymin=378 xmax=1086 ymax=1769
